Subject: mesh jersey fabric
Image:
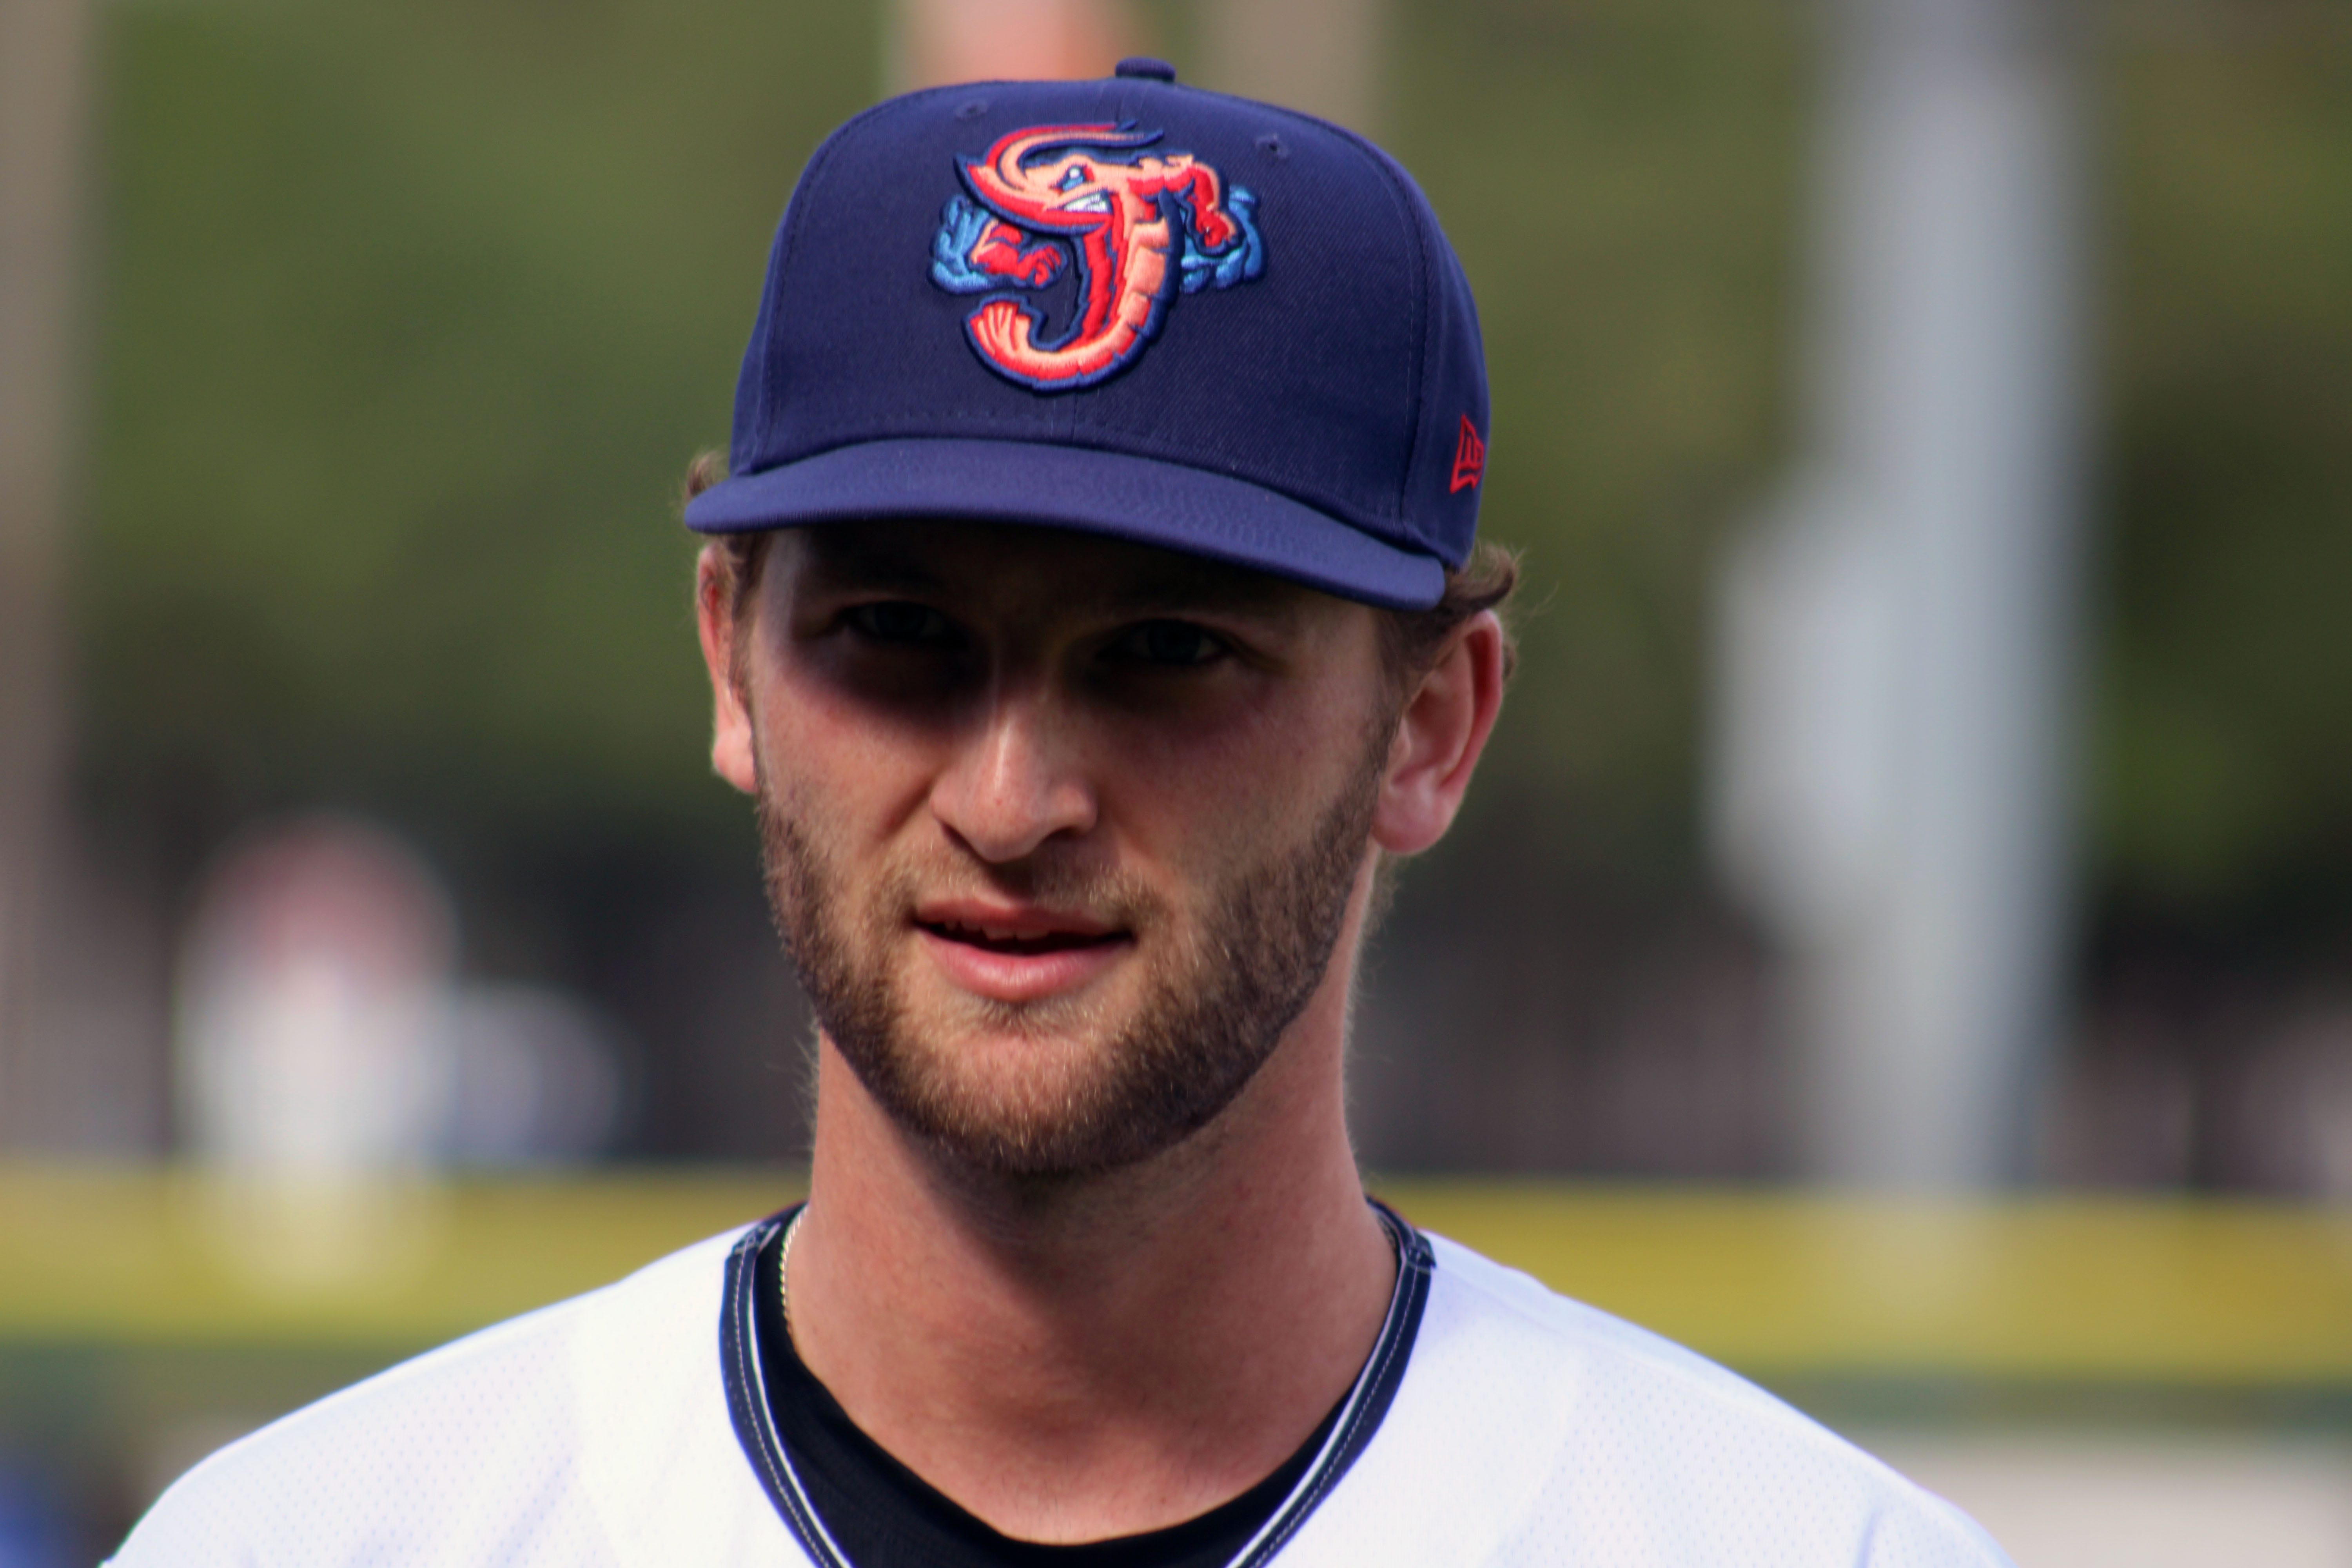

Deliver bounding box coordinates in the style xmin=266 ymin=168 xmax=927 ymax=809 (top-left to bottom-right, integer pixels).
xmin=110 ymin=1220 xmax=2014 ymax=1567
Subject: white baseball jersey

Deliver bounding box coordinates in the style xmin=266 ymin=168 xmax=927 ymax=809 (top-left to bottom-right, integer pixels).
xmin=113 ymin=1212 xmax=2011 ymax=1565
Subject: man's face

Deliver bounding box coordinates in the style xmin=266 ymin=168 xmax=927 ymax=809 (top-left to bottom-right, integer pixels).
xmin=724 ymin=520 xmax=1398 ymax=1179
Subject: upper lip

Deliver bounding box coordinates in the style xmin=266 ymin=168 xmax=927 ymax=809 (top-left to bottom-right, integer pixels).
xmin=914 ymin=899 xmax=1123 ymax=945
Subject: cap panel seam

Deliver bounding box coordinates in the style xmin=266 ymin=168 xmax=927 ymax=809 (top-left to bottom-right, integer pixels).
xmin=1159 ymin=96 xmax=1429 ymax=529
xmin=1324 ymin=125 xmax=1435 ymax=537
xmin=742 ymin=229 xmax=784 ymax=459
xmin=756 ymin=89 xmax=971 ymax=464
xmin=752 ymin=113 xmax=866 ymax=456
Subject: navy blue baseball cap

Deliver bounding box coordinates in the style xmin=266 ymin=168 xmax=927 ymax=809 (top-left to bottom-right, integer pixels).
xmin=684 ymin=59 xmax=1488 ymax=609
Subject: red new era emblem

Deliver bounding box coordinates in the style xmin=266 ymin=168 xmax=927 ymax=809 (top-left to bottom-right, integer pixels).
xmin=1449 ymin=415 xmax=1485 ymax=493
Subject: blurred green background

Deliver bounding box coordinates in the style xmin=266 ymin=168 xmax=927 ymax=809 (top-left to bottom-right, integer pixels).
xmin=67 ymin=0 xmax=2351 ymax=1175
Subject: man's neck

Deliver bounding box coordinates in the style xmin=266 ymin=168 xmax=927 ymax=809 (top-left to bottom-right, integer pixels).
xmin=784 ymin=961 xmax=1395 ymax=1545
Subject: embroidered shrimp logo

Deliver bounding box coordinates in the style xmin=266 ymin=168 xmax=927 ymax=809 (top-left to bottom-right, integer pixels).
xmin=930 ymin=123 xmax=1265 ymax=391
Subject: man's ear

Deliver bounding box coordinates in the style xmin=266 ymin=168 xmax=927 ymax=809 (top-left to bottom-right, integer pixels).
xmin=695 ymin=546 xmax=760 ymax=796
xmin=1370 ymin=611 xmax=1506 ymax=857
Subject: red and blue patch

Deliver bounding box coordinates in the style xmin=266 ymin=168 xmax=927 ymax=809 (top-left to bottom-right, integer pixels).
xmin=930 ymin=123 xmax=1265 ymax=392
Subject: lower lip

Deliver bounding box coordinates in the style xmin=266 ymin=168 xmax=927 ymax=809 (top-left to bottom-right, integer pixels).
xmin=918 ymin=927 xmax=1131 ymax=1004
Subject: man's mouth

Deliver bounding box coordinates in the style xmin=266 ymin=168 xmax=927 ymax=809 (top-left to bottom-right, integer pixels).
xmin=918 ymin=918 xmax=1125 ymax=956
xmin=912 ymin=902 xmax=1134 ymax=1002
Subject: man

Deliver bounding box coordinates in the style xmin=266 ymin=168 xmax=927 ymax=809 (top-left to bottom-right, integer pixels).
xmin=117 ymin=61 xmax=2009 ymax=1566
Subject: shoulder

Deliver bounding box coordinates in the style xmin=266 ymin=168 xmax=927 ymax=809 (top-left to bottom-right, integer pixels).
xmin=109 ymin=1225 xmax=784 ymax=1567
xmin=1289 ymin=1232 xmax=2012 ymax=1568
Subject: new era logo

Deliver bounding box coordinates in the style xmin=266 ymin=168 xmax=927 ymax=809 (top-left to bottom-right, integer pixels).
xmin=1449 ymin=415 xmax=1485 ymax=493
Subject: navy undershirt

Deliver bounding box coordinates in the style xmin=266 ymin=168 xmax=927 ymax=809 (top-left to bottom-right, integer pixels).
xmin=751 ymin=1223 xmax=1346 ymax=1568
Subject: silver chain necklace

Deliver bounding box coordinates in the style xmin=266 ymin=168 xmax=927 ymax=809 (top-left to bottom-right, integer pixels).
xmin=777 ymin=1206 xmax=805 ymax=1338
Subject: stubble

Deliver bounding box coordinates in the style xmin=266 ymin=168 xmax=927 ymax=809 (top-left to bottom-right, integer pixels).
xmin=755 ymin=737 xmax=1387 ymax=1179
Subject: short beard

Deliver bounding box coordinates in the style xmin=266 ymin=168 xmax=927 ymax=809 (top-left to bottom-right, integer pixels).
xmin=755 ymin=739 xmax=1387 ymax=1181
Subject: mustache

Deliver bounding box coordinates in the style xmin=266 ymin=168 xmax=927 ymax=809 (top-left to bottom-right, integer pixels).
xmin=884 ymin=853 xmax=1163 ymax=935
xmin=758 ymin=793 xmax=1165 ymax=933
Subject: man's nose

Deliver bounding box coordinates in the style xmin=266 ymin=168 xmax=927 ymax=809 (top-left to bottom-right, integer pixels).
xmin=929 ymin=681 xmax=1098 ymax=863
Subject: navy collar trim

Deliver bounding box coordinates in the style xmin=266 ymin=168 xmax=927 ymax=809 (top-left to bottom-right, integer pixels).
xmin=719 ymin=1198 xmax=1434 ymax=1568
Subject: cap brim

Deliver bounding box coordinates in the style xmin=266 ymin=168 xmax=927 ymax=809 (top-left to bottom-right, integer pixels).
xmin=682 ymin=437 xmax=1444 ymax=610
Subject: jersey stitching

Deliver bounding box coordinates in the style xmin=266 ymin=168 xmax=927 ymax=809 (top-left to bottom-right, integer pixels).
xmin=1237 ymin=1219 xmax=1423 ymax=1563
xmin=723 ymin=1212 xmax=855 ymax=1568
xmin=733 ymin=1221 xmax=847 ymax=1565
xmin=722 ymin=1225 xmax=803 ymax=1544
xmin=1230 ymin=1205 xmax=1432 ymax=1567
xmin=748 ymin=1222 xmax=857 ymax=1567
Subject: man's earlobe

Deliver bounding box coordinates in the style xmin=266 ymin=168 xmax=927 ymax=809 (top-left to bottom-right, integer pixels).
xmin=1370 ymin=612 xmax=1505 ymax=857
xmin=695 ymin=549 xmax=760 ymax=795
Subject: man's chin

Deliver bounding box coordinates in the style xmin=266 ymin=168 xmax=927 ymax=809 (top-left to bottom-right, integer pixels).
xmin=867 ymin=1063 xmax=1206 ymax=1181
xmin=893 ymin=938 xmax=1162 ymax=1043
xmin=827 ymin=1006 xmax=1232 ymax=1180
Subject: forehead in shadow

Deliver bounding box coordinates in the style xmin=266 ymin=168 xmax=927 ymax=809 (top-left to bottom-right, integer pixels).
xmin=780 ymin=519 xmax=1339 ymax=626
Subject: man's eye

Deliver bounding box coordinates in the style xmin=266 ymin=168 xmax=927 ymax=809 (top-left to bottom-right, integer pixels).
xmin=1109 ymin=620 xmax=1225 ymax=667
xmin=845 ymin=602 xmax=957 ymax=646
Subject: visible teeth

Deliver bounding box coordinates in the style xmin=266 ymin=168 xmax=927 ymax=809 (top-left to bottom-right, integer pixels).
xmin=935 ymin=920 xmax=1104 ymax=949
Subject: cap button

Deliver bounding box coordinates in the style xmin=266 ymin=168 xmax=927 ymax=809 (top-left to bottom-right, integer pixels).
xmin=1114 ymin=57 xmax=1177 ymax=82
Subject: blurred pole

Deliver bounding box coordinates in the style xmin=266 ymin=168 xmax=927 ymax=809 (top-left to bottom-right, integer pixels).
xmin=0 ymin=0 xmax=92 ymax=1145
xmin=885 ymin=0 xmax=1139 ymax=94
xmin=1200 ymin=0 xmax=1385 ymax=131
xmin=1714 ymin=0 xmax=2089 ymax=1186
xmin=882 ymin=0 xmax=1382 ymax=132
